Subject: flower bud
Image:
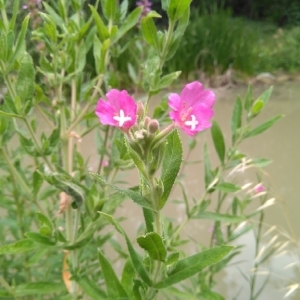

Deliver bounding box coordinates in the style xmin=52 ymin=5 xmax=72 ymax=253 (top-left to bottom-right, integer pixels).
xmin=137 ymin=101 xmax=145 ymax=120
xmin=148 ymin=119 xmax=159 ymax=134
xmin=143 ymin=116 xmax=151 ymax=128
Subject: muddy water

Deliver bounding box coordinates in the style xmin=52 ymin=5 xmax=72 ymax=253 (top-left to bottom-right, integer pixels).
xmin=80 ymin=82 xmax=300 ymax=299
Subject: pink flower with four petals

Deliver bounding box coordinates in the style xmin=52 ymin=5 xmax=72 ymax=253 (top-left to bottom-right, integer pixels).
xmin=95 ymin=89 xmax=137 ymax=131
xmin=168 ymin=81 xmax=215 ymax=136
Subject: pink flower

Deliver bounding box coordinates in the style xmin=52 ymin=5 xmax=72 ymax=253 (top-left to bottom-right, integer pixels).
xmin=95 ymin=89 xmax=137 ymax=131
xmin=254 ymin=184 xmax=265 ymax=193
xmin=168 ymin=81 xmax=215 ymax=136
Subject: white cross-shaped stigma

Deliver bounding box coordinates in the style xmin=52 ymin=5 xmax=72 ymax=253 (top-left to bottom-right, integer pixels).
xmin=113 ymin=109 xmax=132 ymax=126
xmin=184 ymin=114 xmax=198 ymax=130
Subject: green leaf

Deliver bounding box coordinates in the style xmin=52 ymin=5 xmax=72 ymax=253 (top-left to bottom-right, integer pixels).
xmin=211 ymin=120 xmax=226 ymax=164
xmin=121 ymin=259 xmax=135 ymax=297
xmin=91 ymin=173 xmax=153 ymax=210
xmin=77 ymin=277 xmax=107 ymax=299
xmin=14 ymin=282 xmax=65 ymax=296
xmin=167 ymin=0 xmax=192 ymax=21
xmin=248 ymin=86 xmax=273 ymax=118
xmin=165 ymin=6 xmax=190 ymax=61
xmin=89 ymin=5 xmax=109 ymax=42
xmin=120 ymin=0 xmax=129 ymax=21
xmin=137 ymin=232 xmax=167 ymax=261
xmin=36 ymin=212 xmax=53 ymax=231
xmin=9 ymin=0 xmax=20 ymax=31
xmin=199 ymin=291 xmax=225 ymax=300
xmin=231 ymin=96 xmax=242 ymax=144
xmin=258 ymin=86 xmax=273 ymax=106
xmin=245 ymin=115 xmax=283 ymax=138
xmin=38 ymin=171 xmax=85 ymax=208
xmin=114 ymin=6 xmax=142 ymax=43
xmin=215 ymin=182 xmax=240 ymax=193
xmin=16 ymin=53 xmax=35 ymax=103
xmin=160 ymin=130 xmax=182 ymax=209
xmin=141 ymin=15 xmax=160 ymax=50
xmin=25 ymin=232 xmax=56 ymax=246
xmin=166 ymin=252 xmax=179 ymax=265
xmin=64 ymin=233 xmax=93 ymax=250
xmin=142 ymin=208 xmax=154 ymax=233
xmin=99 ymin=212 xmax=152 ymax=287
xmin=42 ymin=2 xmax=65 ymax=30
xmin=154 ymin=245 xmax=233 ymax=289
xmin=151 ymin=71 xmax=181 ymax=92
xmin=102 ymin=0 xmax=117 ymax=21
xmin=125 ymin=140 xmax=147 ymax=179
xmin=251 ymin=158 xmax=272 ymax=167
xmin=10 ymin=15 xmax=29 ymax=64
xmin=193 ymin=212 xmax=245 ymax=224
xmin=249 ymin=99 xmax=263 ymax=118
xmin=98 ymin=249 xmax=128 ymax=298
xmin=32 ymin=170 xmax=43 ymax=196
xmin=0 ymin=239 xmax=38 ymax=255
xmin=0 ymin=110 xmax=23 ymax=119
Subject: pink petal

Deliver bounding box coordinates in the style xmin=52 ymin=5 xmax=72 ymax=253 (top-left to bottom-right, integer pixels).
xmin=192 ymin=103 xmax=214 ymax=122
xmin=180 ymin=81 xmax=203 ymax=106
xmin=106 ymin=89 xmax=137 ymax=128
xmin=168 ymin=93 xmax=181 ymax=111
xmin=95 ymin=99 xmax=116 ymax=126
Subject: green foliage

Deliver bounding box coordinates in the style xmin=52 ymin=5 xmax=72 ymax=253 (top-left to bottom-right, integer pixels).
xmin=0 ymin=0 xmax=285 ymax=299
xmin=165 ymin=6 xmax=258 ymax=78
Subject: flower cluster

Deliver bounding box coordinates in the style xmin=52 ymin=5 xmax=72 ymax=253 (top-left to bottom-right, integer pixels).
xmin=95 ymin=81 xmax=215 ymax=139
xmin=136 ymin=0 xmax=152 ymax=18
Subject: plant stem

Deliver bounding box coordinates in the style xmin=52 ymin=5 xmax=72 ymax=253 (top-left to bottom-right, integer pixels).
xmin=250 ymin=204 xmax=264 ymax=300
xmin=23 ymin=118 xmax=55 ymax=171
xmin=97 ymin=126 xmax=110 ymax=174
xmin=67 ymin=75 xmax=104 ymax=134
xmin=0 ymin=275 xmax=19 ymax=300
xmin=0 ymin=146 xmax=47 ymax=214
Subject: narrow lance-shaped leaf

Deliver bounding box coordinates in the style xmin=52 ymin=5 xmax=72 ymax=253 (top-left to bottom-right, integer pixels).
xmin=102 ymin=0 xmax=117 ymax=21
xmin=211 ymin=120 xmax=226 ymax=164
xmin=10 ymin=14 xmax=29 ymax=65
xmin=167 ymin=0 xmax=192 ymax=21
xmin=141 ymin=14 xmax=160 ymax=51
xmin=0 ymin=110 xmax=24 ymax=119
xmin=9 ymin=0 xmax=20 ymax=31
xmin=16 ymin=53 xmax=35 ymax=103
xmin=245 ymin=115 xmax=283 ymax=139
xmin=89 ymin=5 xmax=109 ymax=42
xmin=154 ymin=245 xmax=233 ymax=289
xmin=151 ymin=71 xmax=181 ymax=92
xmin=77 ymin=277 xmax=107 ymax=299
xmin=113 ymin=6 xmax=142 ymax=43
xmin=14 ymin=282 xmax=65 ymax=297
xmin=0 ymin=239 xmax=38 ymax=255
xmin=98 ymin=249 xmax=128 ymax=298
xmin=215 ymin=182 xmax=240 ymax=193
xmin=121 ymin=259 xmax=135 ymax=298
xmin=193 ymin=211 xmax=245 ymax=224
xmin=231 ymin=96 xmax=242 ymax=144
xmin=160 ymin=130 xmax=182 ymax=209
xmin=248 ymin=86 xmax=273 ymax=119
xmin=137 ymin=232 xmax=167 ymax=261
xmin=25 ymin=232 xmax=56 ymax=246
xmin=91 ymin=173 xmax=153 ymax=210
xmin=99 ymin=212 xmax=152 ymax=287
